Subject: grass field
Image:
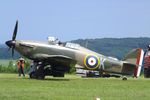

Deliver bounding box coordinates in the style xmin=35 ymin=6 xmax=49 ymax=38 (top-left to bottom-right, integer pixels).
xmin=0 ymin=74 xmax=150 ymax=100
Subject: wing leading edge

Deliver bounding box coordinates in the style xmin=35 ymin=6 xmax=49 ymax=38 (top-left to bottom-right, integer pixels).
xmin=33 ymin=54 xmax=77 ymax=67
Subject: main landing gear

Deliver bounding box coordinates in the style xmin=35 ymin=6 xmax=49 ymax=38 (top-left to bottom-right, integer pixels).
xmin=28 ymin=61 xmax=65 ymax=80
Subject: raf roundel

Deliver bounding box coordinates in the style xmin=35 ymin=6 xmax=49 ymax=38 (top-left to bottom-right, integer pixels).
xmin=84 ymin=55 xmax=100 ymax=70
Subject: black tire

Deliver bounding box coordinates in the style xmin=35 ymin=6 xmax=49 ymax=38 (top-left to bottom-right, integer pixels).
xmin=29 ymin=65 xmax=45 ymax=80
xmin=37 ymin=75 xmax=45 ymax=80
xmin=36 ymin=65 xmax=45 ymax=79
xmin=29 ymin=72 xmax=45 ymax=80
xmin=29 ymin=72 xmax=37 ymax=79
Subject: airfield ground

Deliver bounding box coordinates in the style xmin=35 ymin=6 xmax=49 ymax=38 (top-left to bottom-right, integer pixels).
xmin=0 ymin=74 xmax=149 ymax=100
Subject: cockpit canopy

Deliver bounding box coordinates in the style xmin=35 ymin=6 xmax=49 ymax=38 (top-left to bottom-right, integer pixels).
xmin=47 ymin=36 xmax=80 ymax=49
xmin=65 ymin=43 xmax=80 ymax=49
xmin=47 ymin=36 xmax=59 ymax=44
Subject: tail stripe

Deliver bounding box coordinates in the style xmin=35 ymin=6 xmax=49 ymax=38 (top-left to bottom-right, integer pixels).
xmin=135 ymin=49 xmax=144 ymax=77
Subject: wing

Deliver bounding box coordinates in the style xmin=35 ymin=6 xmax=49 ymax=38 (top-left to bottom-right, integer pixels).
xmin=33 ymin=54 xmax=77 ymax=67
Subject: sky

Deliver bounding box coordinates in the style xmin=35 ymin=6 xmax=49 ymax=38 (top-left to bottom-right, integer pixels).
xmin=1 ymin=0 xmax=150 ymax=43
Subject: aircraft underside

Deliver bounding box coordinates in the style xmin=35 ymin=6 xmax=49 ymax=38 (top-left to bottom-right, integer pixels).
xmin=28 ymin=61 xmax=71 ymax=79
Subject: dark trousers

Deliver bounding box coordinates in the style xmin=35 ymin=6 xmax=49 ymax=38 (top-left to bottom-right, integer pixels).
xmin=18 ymin=66 xmax=25 ymax=77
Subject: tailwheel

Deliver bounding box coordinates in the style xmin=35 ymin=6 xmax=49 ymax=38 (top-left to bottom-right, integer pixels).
xmin=122 ymin=76 xmax=127 ymax=80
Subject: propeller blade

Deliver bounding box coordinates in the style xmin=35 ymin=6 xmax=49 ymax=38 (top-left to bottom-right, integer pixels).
xmin=12 ymin=47 xmax=14 ymax=57
xmin=12 ymin=20 xmax=18 ymax=41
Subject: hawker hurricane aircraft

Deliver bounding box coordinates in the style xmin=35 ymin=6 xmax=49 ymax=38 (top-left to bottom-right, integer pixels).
xmin=6 ymin=21 xmax=144 ymax=80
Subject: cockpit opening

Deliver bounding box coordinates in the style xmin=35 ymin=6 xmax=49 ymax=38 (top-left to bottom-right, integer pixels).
xmin=47 ymin=36 xmax=59 ymax=44
xmin=65 ymin=42 xmax=80 ymax=49
xmin=47 ymin=36 xmax=80 ymax=49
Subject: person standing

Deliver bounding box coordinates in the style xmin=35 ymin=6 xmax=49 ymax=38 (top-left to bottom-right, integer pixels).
xmin=143 ymin=45 xmax=150 ymax=78
xmin=17 ymin=57 xmax=25 ymax=77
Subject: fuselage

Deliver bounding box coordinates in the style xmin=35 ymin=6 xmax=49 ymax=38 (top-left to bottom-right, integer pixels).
xmin=13 ymin=40 xmax=124 ymax=74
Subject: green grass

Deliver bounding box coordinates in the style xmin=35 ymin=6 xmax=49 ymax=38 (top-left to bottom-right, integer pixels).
xmin=0 ymin=74 xmax=150 ymax=100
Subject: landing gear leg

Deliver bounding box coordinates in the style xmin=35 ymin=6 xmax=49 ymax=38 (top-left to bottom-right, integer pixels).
xmin=29 ymin=62 xmax=38 ymax=79
xmin=29 ymin=62 xmax=45 ymax=80
xmin=36 ymin=65 xmax=45 ymax=80
xmin=99 ymin=69 xmax=103 ymax=77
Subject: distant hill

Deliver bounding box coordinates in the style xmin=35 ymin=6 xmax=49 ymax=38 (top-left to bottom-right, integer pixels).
xmin=0 ymin=44 xmax=20 ymax=59
xmin=0 ymin=37 xmax=150 ymax=59
xmin=71 ymin=37 xmax=150 ymax=59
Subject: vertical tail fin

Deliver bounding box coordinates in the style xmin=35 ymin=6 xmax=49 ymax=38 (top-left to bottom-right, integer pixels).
xmin=135 ymin=49 xmax=144 ymax=77
xmin=123 ymin=48 xmax=144 ymax=77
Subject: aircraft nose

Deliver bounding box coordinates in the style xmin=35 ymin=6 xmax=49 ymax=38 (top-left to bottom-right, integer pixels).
xmin=5 ymin=40 xmax=15 ymax=47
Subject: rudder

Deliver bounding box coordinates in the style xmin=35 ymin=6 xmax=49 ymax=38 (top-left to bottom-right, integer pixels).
xmin=123 ymin=48 xmax=144 ymax=77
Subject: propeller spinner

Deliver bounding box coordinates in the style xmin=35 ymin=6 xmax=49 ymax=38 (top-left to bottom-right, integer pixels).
xmin=5 ymin=20 xmax=18 ymax=57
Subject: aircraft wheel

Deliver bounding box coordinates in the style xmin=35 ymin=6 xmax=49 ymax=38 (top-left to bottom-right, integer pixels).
xmin=36 ymin=65 xmax=45 ymax=79
xmin=37 ymin=75 xmax=45 ymax=80
xmin=36 ymin=71 xmax=45 ymax=80
xmin=122 ymin=76 xmax=127 ymax=80
xmin=29 ymin=70 xmax=45 ymax=80
xmin=29 ymin=72 xmax=37 ymax=79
